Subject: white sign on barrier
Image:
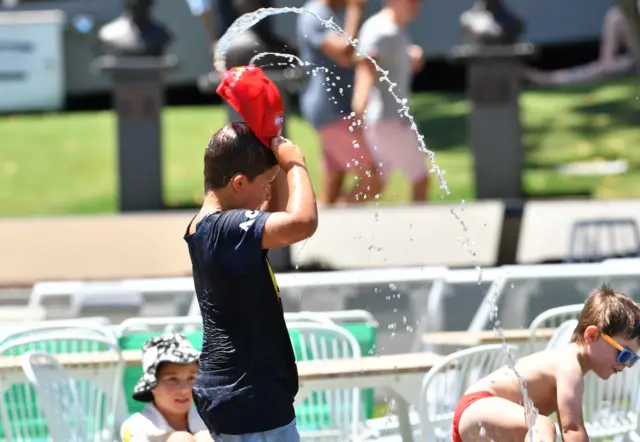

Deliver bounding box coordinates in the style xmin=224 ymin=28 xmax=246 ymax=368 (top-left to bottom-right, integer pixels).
xmin=0 ymin=10 xmax=65 ymax=112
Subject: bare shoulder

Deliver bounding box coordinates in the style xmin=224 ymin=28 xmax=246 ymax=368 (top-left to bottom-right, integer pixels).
xmin=552 ymin=346 xmax=584 ymax=388
xmin=514 ymin=347 xmax=575 ymax=383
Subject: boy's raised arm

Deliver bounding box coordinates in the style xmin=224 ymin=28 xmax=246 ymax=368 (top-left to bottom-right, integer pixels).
xmin=556 ymin=362 xmax=589 ymax=442
xmin=261 ymin=137 xmax=318 ymax=249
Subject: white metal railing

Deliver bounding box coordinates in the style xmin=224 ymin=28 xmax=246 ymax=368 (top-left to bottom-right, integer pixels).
xmin=26 ymin=265 xmax=502 ymax=347
xmin=32 ymin=267 xmax=449 ymax=316
xmin=29 ymin=261 xmax=640 ymax=344
xmin=468 ymin=260 xmax=640 ymax=332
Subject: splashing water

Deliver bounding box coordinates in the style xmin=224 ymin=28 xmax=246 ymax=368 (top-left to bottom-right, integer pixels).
xmin=215 ymin=6 xmax=538 ymax=440
xmin=216 ymin=7 xmax=481 ymax=268
xmin=215 ymin=7 xmax=449 ymax=198
xmin=487 ymin=272 xmax=538 ymax=440
xmin=248 ymin=51 xmax=304 ymax=68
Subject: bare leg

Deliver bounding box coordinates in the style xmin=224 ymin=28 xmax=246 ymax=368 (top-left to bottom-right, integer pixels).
xmin=458 ymin=397 xmax=556 ymax=442
xmin=344 ymin=164 xmax=381 ymax=204
xmin=524 ymin=4 xmax=635 ymax=85
xmin=320 ymin=171 xmax=345 ymax=206
xmin=411 ymin=176 xmax=429 ymax=203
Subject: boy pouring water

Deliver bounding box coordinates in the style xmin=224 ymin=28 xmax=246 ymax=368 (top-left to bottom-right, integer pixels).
xmin=184 ymin=66 xmax=317 ymax=441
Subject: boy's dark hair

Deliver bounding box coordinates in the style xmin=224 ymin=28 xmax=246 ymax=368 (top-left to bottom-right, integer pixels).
xmin=204 ymin=122 xmax=278 ymax=191
xmin=572 ymin=284 xmax=640 ymax=343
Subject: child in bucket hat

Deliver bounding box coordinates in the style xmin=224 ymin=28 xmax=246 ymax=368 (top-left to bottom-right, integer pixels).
xmin=120 ymin=333 xmax=213 ymax=442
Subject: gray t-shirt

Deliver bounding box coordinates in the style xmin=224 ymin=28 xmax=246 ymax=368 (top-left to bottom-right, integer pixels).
xmin=297 ymin=1 xmax=355 ymax=129
xmin=358 ymin=14 xmax=412 ymax=124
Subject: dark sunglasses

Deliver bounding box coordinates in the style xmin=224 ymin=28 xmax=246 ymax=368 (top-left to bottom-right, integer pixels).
xmin=601 ymin=333 xmax=640 ymax=367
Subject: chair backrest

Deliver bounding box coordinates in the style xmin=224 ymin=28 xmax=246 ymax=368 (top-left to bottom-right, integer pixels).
xmin=322 ymin=310 xmax=378 ymax=327
xmin=0 ymin=318 xmax=113 ymax=345
xmin=0 ymin=329 xmax=123 ymax=442
xmin=116 ymin=316 xmax=203 ymax=337
xmin=419 ymin=344 xmax=516 ymax=442
xmin=582 ymin=363 xmax=640 ymax=438
xmin=529 ymin=304 xmax=583 ymax=353
xmin=0 ymin=321 xmax=117 ymax=347
xmin=21 ymin=351 xmax=89 ymax=442
xmin=287 ymin=322 xmax=362 ymax=441
xmin=284 ymin=312 xmax=335 ymax=325
xmin=546 ymin=319 xmax=579 ymax=350
xmin=285 ymin=311 xmax=378 ymax=420
xmin=567 ymin=218 xmax=640 ymax=263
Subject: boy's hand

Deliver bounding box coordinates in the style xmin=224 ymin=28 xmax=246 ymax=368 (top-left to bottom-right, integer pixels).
xmin=409 ymin=44 xmax=425 ymax=73
xmin=271 ymin=136 xmax=305 ymax=170
xmin=347 ymin=0 xmax=367 ymax=7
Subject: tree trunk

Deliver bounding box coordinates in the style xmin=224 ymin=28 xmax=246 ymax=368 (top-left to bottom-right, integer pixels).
xmin=616 ymin=0 xmax=640 ymax=74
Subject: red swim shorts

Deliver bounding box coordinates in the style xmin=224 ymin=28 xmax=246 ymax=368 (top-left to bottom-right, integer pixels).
xmin=452 ymin=391 xmax=495 ymax=442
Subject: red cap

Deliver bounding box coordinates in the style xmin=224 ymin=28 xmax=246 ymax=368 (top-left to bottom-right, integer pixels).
xmin=216 ymin=65 xmax=284 ymax=148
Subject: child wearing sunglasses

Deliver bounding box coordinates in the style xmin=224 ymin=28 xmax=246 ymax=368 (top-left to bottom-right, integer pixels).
xmin=452 ymin=284 xmax=640 ymax=442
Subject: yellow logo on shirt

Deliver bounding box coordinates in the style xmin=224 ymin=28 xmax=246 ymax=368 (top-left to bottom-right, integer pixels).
xmin=266 ymin=258 xmax=280 ymax=298
xmin=122 ymin=427 xmax=132 ymax=442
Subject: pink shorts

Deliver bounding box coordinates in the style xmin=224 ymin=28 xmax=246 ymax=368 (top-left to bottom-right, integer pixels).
xmin=365 ymin=117 xmax=429 ymax=183
xmin=319 ymin=119 xmax=376 ymax=173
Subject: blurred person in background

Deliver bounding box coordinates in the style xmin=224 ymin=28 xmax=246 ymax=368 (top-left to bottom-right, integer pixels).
xmin=525 ymin=1 xmax=639 ymax=84
xmin=352 ymin=0 xmax=429 ymax=202
xmin=185 ymin=0 xmax=293 ymax=55
xmin=297 ymin=0 xmax=382 ymax=206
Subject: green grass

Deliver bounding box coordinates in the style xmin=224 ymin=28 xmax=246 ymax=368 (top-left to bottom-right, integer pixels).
xmin=0 ymin=77 xmax=639 ymax=217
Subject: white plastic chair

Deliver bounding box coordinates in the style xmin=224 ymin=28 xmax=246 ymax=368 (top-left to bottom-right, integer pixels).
xmin=21 ymin=351 xmax=89 ymax=442
xmin=285 ymin=312 xmax=335 ymax=325
xmin=0 ymin=329 xmax=123 ymax=442
xmin=0 ymin=317 xmax=112 ymax=340
xmin=0 ymin=321 xmax=116 ymax=346
xmin=582 ymin=363 xmax=640 ymax=442
xmin=116 ymin=316 xmax=204 ymax=336
xmin=546 ymin=319 xmax=579 ymax=349
xmin=322 ymin=310 xmax=379 ymax=328
xmin=418 ymin=344 xmax=517 ymax=442
xmin=287 ymin=322 xmax=363 ymax=441
xmin=529 ymin=304 xmax=584 ymax=353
